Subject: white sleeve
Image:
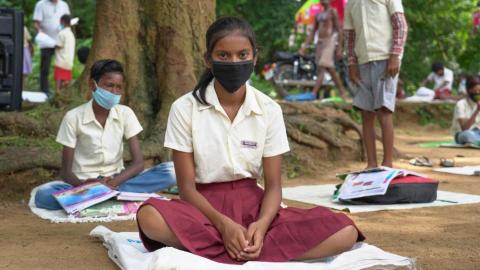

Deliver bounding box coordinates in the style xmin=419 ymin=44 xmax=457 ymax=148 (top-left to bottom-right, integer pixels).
xmin=56 ymin=31 xmax=65 ymax=47
xmin=123 ymin=107 xmax=143 ymax=140
xmin=164 ymin=99 xmax=193 ymax=153
xmin=387 ymin=0 xmax=405 ymax=15
xmin=343 ymin=1 xmax=354 ymax=30
xmin=455 ymin=101 xmax=469 ymax=120
xmin=33 ymin=2 xmax=43 ymax=22
xmin=427 ymin=72 xmax=434 ymax=81
xmin=56 ymin=112 xmax=77 ymax=148
xmin=263 ymin=104 xmax=290 ymax=157
xmin=444 ymin=69 xmax=453 ymax=83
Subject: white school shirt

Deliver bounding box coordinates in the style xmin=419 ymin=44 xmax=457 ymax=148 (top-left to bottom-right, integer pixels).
xmin=451 ymin=98 xmax=480 ymax=135
xmin=56 ymin=100 xmax=143 ymax=180
xmin=344 ymin=0 xmax=404 ymax=64
xmin=427 ymin=68 xmax=454 ymax=90
xmin=164 ymin=80 xmax=290 ymax=183
xmin=33 ymin=0 xmax=70 ymax=42
xmin=55 ymin=27 xmax=75 ymax=69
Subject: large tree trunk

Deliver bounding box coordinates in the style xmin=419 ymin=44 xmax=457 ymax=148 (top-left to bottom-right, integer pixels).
xmin=61 ymin=0 xmax=215 ymax=160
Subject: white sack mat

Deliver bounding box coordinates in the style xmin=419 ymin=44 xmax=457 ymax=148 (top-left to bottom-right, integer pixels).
xmin=29 ymin=181 xmax=136 ymax=223
xmin=90 ymin=225 xmax=415 ymax=270
xmin=22 ymin=91 xmax=48 ymax=103
xmin=283 ymin=184 xmax=480 ymax=213
xmin=433 ymin=166 xmax=480 ymax=176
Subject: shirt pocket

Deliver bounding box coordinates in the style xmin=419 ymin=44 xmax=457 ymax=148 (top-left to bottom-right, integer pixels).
xmin=238 ymin=137 xmax=264 ymax=172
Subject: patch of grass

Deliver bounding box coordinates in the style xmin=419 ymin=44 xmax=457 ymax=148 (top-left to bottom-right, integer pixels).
xmin=0 ymin=136 xmax=62 ymax=152
xmin=343 ymin=108 xmax=362 ymax=124
xmin=249 ymin=74 xmax=277 ymax=98
xmin=24 ymin=103 xmax=60 ymax=120
xmin=285 ymin=154 xmax=306 ymax=179
xmin=415 ymin=105 xmax=454 ymax=128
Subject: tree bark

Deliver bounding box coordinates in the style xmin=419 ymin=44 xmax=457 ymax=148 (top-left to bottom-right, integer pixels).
xmin=61 ymin=0 xmax=215 ymax=160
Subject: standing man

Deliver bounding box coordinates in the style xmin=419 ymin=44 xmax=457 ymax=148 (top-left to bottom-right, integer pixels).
xmin=299 ymin=0 xmax=348 ymax=100
xmin=33 ymin=0 xmax=70 ymax=97
xmin=344 ymin=0 xmax=408 ymax=168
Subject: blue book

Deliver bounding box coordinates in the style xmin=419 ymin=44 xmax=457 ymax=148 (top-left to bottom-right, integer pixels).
xmin=52 ymin=182 xmax=119 ymax=214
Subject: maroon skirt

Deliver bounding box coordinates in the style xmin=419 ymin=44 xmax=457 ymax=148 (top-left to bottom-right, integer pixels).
xmin=137 ymin=178 xmax=364 ymax=264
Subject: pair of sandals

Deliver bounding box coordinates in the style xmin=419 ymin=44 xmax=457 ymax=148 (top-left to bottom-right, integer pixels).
xmin=409 ymin=156 xmax=455 ymax=167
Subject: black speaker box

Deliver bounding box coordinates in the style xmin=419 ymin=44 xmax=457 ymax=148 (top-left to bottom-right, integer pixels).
xmin=0 ymin=8 xmax=24 ymax=111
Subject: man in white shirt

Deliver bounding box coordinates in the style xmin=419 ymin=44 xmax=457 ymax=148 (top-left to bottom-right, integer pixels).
xmin=33 ymin=0 xmax=70 ymax=97
xmin=344 ymin=0 xmax=408 ymax=169
xmin=421 ymin=62 xmax=454 ymax=100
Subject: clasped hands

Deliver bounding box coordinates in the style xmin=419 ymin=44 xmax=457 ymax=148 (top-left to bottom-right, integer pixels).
xmin=219 ymin=218 xmax=269 ymax=261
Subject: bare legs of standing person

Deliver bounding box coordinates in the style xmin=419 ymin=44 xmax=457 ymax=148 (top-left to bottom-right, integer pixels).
xmin=377 ymin=107 xmax=394 ymax=167
xmin=360 ymin=107 xmax=394 ymax=169
xmin=312 ymin=66 xmax=348 ymax=100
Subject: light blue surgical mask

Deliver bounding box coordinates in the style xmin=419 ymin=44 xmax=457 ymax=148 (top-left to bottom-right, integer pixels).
xmin=93 ymin=82 xmax=121 ymax=110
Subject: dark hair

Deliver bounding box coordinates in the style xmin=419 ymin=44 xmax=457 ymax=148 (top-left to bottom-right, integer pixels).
xmin=90 ymin=59 xmax=124 ymax=82
xmin=60 ymin=14 xmax=71 ymax=26
xmin=77 ymin=46 xmax=90 ymax=64
xmin=192 ymin=16 xmax=257 ymax=105
xmin=466 ymin=75 xmax=480 ymax=91
xmin=431 ymin=62 xmax=444 ymax=73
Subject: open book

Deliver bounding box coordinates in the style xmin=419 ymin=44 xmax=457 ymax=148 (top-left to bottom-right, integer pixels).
xmin=335 ymin=167 xmax=424 ymax=201
xmin=53 ymin=182 xmax=169 ymax=214
xmin=53 ymin=182 xmax=119 ymax=214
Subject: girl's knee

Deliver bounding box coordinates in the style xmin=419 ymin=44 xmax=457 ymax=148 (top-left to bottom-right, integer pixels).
xmin=339 ymin=225 xmax=358 ymax=250
xmin=138 ymin=206 xmax=156 ymax=228
xmin=137 ymin=205 xmax=167 ymax=234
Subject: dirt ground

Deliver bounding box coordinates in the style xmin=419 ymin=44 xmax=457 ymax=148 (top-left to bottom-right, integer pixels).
xmin=1 ymin=125 xmax=479 ymax=270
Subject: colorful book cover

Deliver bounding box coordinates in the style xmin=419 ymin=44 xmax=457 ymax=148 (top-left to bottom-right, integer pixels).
xmin=74 ymin=200 xmax=142 ymax=218
xmin=52 ymin=182 xmax=119 ymax=214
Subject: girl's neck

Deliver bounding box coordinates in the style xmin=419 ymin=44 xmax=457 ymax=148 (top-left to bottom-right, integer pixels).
xmin=213 ymin=80 xmax=246 ymax=107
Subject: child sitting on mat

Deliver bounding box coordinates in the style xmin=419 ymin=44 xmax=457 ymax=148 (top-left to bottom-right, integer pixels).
xmin=136 ymin=16 xmax=364 ymax=264
xmin=35 ymin=59 xmax=176 ymax=210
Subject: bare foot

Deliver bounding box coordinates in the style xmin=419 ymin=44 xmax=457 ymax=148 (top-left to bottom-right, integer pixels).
xmin=381 ymin=162 xmax=393 ymax=168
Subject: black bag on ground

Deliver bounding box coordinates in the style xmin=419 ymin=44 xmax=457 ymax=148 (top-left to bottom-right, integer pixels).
xmin=340 ymin=175 xmax=439 ymax=205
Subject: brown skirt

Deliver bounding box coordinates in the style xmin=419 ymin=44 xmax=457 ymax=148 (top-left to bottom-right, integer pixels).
xmin=315 ymin=33 xmax=337 ymax=68
xmin=137 ymin=178 xmax=364 ymax=264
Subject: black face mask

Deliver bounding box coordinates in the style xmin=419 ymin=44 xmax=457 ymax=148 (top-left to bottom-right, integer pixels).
xmin=212 ymin=60 xmax=254 ymax=93
xmin=469 ymin=93 xmax=480 ymax=102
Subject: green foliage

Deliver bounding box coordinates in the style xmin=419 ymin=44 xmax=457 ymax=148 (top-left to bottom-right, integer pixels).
xmin=249 ymin=73 xmax=277 ymax=98
xmin=217 ymin=0 xmax=302 ymax=69
xmin=415 ymin=104 xmax=454 ymax=128
xmin=458 ymin=33 xmax=480 ymax=73
xmin=343 ymin=107 xmax=362 ymax=124
xmin=0 ymin=135 xmax=61 ymax=151
xmin=402 ymin=0 xmax=478 ymax=92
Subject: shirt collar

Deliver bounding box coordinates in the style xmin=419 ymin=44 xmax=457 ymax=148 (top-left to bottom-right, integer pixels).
xmin=197 ymin=80 xmax=263 ymax=116
xmin=82 ymin=99 xmax=120 ymax=124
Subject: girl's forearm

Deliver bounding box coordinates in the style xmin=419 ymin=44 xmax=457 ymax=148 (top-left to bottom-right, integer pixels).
xmin=180 ymin=188 xmax=230 ymax=231
xmin=257 ymin=183 xmax=281 ymax=226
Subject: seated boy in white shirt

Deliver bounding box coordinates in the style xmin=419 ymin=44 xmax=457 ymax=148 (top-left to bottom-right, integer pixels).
xmin=35 ymin=59 xmax=176 ymax=210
